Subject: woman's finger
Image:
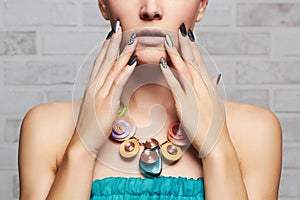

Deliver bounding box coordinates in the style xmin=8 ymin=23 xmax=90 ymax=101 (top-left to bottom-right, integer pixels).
xmin=93 ymin=27 xmax=123 ymax=86
xmin=108 ymin=55 xmax=138 ymax=102
xmin=100 ymin=37 xmax=138 ymax=95
xmin=189 ymin=40 xmax=212 ymax=84
xmin=178 ymin=24 xmax=196 ymax=67
xmin=164 ymin=35 xmax=193 ymax=86
xmin=159 ymin=57 xmax=184 ymax=99
xmin=103 ymin=26 xmax=123 ymax=63
xmin=165 ymin=34 xmax=208 ymax=97
xmin=89 ymin=30 xmax=114 ymax=83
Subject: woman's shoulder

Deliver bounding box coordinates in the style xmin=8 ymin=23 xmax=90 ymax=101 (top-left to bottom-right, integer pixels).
xmin=20 ymin=101 xmax=76 ymax=166
xmin=225 ymin=100 xmax=281 ymax=134
xmin=22 ymin=101 xmax=75 ymax=133
xmin=224 ymin=100 xmax=282 ymax=165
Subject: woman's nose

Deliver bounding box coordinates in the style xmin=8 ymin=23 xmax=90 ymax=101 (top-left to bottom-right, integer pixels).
xmin=140 ymin=0 xmax=163 ymax=21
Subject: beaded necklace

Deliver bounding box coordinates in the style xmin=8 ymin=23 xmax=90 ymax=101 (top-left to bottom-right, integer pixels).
xmin=110 ymin=103 xmax=189 ymax=178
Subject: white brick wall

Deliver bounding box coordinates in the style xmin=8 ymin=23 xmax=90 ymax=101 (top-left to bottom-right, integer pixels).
xmin=4 ymin=2 xmax=77 ymax=26
xmin=42 ymin=31 xmax=106 ymax=55
xmin=0 ymin=31 xmax=36 ymax=55
xmin=0 ymin=0 xmax=299 ymax=199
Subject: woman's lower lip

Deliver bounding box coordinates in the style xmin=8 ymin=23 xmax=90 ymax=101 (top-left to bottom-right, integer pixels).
xmin=137 ymin=36 xmax=165 ymax=46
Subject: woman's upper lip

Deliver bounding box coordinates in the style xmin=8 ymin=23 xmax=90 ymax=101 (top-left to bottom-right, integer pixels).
xmin=136 ymin=29 xmax=166 ymax=37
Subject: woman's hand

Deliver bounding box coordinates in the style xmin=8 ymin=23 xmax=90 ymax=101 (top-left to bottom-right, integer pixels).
xmin=75 ymin=27 xmax=138 ymax=158
xmin=160 ymin=24 xmax=226 ymax=158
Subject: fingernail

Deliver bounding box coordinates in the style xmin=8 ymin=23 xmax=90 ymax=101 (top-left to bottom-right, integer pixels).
xmin=127 ymin=55 xmax=137 ymax=66
xmin=160 ymin=57 xmax=167 ymax=69
xmin=188 ymin=29 xmax=195 ymax=42
xmin=165 ymin=35 xmax=173 ymax=48
xmin=217 ymin=74 xmax=222 ymax=85
xmin=114 ymin=20 xmax=121 ymax=33
xmin=128 ymin=33 xmax=136 ymax=45
xmin=179 ymin=23 xmax=187 ymax=37
xmin=106 ymin=30 xmax=113 ymax=40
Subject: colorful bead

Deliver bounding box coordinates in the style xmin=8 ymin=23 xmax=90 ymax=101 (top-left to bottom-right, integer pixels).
xmin=140 ymin=149 xmax=158 ymax=164
xmin=161 ymin=142 xmax=182 ymax=162
xmin=111 ymin=116 xmax=136 ymax=141
xmin=139 ymin=147 xmax=162 ymax=178
xmin=120 ymin=139 xmax=140 ymax=158
xmin=168 ymin=122 xmax=186 ymax=140
xmin=168 ymin=122 xmax=189 ymax=146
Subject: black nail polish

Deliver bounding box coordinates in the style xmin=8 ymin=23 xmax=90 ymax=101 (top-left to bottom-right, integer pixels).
xmin=106 ymin=30 xmax=113 ymax=40
xmin=188 ymin=29 xmax=195 ymax=42
xmin=160 ymin=57 xmax=167 ymax=69
xmin=127 ymin=55 xmax=137 ymax=66
xmin=179 ymin=23 xmax=187 ymax=37
xmin=217 ymin=74 xmax=222 ymax=85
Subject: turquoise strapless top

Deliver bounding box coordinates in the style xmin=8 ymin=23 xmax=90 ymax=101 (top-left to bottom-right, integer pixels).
xmin=91 ymin=176 xmax=205 ymax=200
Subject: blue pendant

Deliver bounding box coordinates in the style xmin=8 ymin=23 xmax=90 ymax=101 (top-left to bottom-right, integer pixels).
xmin=139 ymin=146 xmax=162 ymax=178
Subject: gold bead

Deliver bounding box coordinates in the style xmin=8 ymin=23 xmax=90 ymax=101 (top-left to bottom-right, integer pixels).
xmin=119 ymin=139 xmax=140 ymax=158
xmin=161 ymin=142 xmax=182 ymax=162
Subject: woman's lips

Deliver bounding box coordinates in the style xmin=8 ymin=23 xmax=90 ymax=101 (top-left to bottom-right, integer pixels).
xmin=136 ymin=36 xmax=165 ymax=46
xmin=135 ymin=29 xmax=166 ymax=46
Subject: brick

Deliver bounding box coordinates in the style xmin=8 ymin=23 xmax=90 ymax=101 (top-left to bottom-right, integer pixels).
xmin=46 ymin=90 xmax=73 ymax=103
xmin=200 ymin=4 xmax=231 ymax=26
xmin=82 ymin=3 xmax=110 ymax=26
xmin=5 ymin=118 xmax=21 ymax=143
xmin=226 ymin=88 xmax=269 ymax=109
xmin=12 ymin=174 xmax=19 ymax=199
xmin=279 ymin=173 xmax=300 ymax=197
xmin=3 ymin=60 xmax=78 ymax=85
xmin=283 ymin=146 xmax=300 ymax=169
xmin=0 ymin=60 xmax=3 ymax=85
xmin=278 ymin=116 xmax=300 ymax=142
xmin=274 ymin=32 xmax=300 ymax=56
xmin=274 ymin=90 xmax=300 ymax=112
xmin=4 ymin=2 xmax=77 ymax=26
xmin=0 ymin=32 xmax=36 ymax=55
xmin=197 ymin=32 xmax=270 ymax=55
xmin=0 ymin=145 xmax=18 ymax=169
xmin=0 ymin=2 xmax=4 ymax=26
xmin=237 ymin=3 xmax=300 ymax=27
xmin=42 ymin=31 xmax=107 ymax=55
xmin=0 ymin=90 xmax=43 ymax=114
xmin=0 ymin=170 xmax=19 ymax=200
xmin=279 ymin=197 xmax=300 ymax=200
xmin=0 ymin=118 xmax=4 ymax=143
xmin=236 ymin=61 xmax=300 ymax=84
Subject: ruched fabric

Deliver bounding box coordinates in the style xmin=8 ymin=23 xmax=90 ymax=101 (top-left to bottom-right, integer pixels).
xmin=91 ymin=176 xmax=205 ymax=200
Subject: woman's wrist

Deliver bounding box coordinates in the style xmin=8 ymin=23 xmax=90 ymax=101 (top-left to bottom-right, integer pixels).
xmin=201 ymin=126 xmax=237 ymax=162
xmin=65 ymin=130 xmax=97 ymax=163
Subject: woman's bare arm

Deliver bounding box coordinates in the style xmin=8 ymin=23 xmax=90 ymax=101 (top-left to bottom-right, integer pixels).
xmin=19 ymin=103 xmax=96 ymax=200
xmin=203 ymin=104 xmax=282 ymax=200
xmin=46 ymin=130 xmax=96 ymax=200
xmin=235 ymin=105 xmax=282 ymax=199
xmin=202 ymin=123 xmax=249 ymax=199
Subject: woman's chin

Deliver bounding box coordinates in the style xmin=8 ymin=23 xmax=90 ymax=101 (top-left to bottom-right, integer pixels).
xmin=135 ymin=48 xmax=167 ymax=65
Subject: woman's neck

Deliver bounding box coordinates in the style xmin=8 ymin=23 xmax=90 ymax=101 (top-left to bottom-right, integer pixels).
xmin=125 ymin=84 xmax=178 ymax=141
xmin=127 ymin=84 xmax=177 ymax=126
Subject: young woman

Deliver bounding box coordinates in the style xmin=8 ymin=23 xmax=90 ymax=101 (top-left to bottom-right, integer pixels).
xmin=18 ymin=0 xmax=282 ymax=199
